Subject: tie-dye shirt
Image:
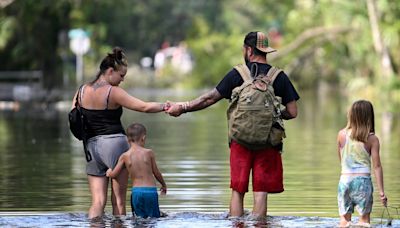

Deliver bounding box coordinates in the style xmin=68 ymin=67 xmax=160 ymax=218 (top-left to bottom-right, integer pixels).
xmin=340 ymin=130 xmax=371 ymax=174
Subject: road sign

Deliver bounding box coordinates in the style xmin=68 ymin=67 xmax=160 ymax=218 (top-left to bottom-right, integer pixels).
xmin=68 ymin=29 xmax=90 ymax=55
xmin=68 ymin=29 xmax=90 ymax=85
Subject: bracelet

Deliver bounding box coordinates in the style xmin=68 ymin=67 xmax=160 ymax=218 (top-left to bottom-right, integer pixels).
xmin=180 ymin=101 xmax=190 ymax=113
xmin=183 ymin=101 xmax=190 ymax=112
xmin=186 ymin=101 xmax=190 ymax=111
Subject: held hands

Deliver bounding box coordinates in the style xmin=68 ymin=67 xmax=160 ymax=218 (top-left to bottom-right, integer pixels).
xmin=164 ymin=101 xmax=184 ymax=117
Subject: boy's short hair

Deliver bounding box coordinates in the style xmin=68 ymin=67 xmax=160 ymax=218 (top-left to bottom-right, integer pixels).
xmin=127 ymin=123 xmax=147 ymax=142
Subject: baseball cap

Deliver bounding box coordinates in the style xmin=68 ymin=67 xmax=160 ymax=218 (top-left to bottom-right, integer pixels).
xmin=244 ymin=31 xmax=276 ymax=54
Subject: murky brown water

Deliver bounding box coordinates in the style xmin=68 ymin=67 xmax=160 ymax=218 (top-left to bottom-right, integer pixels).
xmin=0 ymin=88 xmax=398 ymax=227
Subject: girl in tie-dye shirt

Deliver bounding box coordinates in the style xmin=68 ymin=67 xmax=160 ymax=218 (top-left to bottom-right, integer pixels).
xmin=336 ymin=100 xmax=387 ymax=227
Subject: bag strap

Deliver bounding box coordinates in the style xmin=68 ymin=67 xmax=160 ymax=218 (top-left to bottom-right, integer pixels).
xmin=235 ymin=64 xmax=282 ymax=84
xmin=105 ymin=85 xmax=113 ymax=110
xmin=234 ymin=64 xmax=252 ymax=82
xmin=266 ymin=66 xmax=283 ymax=84
xmin=76 ymin=84 xmax=92 ymax=162
xmin=74 ymin=84 xmax=84 ymax=107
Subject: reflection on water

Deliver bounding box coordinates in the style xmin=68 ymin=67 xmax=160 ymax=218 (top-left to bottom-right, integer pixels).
xmin=0 ymin=88 xmax=399 ymax=227
xmin=0 ymin=211 xmax=398 ymax=227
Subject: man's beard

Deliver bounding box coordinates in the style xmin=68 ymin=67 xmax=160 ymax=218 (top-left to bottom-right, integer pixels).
xmin=244 ymin=54 xmax=250 ymax=65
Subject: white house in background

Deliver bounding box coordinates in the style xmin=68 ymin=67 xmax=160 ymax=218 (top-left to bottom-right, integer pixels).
xmin=154 ymin=42 xmax=193 ymax=76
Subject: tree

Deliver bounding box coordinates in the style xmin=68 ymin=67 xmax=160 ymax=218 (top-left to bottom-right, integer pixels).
xmin=367 ymin=0 xmax=395 ymax=79
xmin=0 ymin=0 xmax=71 ymax=88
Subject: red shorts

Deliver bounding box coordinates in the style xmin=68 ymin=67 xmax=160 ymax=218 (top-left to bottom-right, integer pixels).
xmin=230 ymin=140 xmax=284 ymax=193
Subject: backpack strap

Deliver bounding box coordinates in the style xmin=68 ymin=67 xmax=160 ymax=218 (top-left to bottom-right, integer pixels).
xmin=266 ymin=66 xmax=283 ymax=84
xmin=234 ymin=64 xmax=252 ymax=82
xmin=235 ymin=64 xmax=283 ymax=84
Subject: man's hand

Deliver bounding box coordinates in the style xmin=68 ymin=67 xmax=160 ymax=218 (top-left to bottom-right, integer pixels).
xmin=166 ymin=101 xmax=184 ymax=117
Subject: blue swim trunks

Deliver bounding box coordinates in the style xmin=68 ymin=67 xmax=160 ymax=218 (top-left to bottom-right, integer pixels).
xmin=337 ymin=175 xmax=373 ymax=215
xmin=131 ymin=187 xmax=160 ymax=218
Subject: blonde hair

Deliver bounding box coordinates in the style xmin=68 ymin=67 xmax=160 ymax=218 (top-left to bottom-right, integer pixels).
xmin=345 ymin=100 xmax=375 ymax=142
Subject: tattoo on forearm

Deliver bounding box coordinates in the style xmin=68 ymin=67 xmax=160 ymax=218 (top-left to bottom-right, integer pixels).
xmin=188 ymin=89 xmax=221 ymax=112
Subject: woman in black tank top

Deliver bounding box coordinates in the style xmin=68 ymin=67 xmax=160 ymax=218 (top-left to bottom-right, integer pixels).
xmin=70 ymin=47 xmax=167 ymax=220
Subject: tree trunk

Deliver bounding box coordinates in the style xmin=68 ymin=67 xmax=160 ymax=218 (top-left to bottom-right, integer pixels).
xmin=366 ymin=0 xmax=395 ymax=79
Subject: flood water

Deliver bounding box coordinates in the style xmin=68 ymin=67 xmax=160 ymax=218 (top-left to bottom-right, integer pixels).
xmin=0 ymin=88 xmax=399 ymax=227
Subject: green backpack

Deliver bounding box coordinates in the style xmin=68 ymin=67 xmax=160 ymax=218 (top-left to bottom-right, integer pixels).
xmin=227 ymin=64 xmax=286 ymax=150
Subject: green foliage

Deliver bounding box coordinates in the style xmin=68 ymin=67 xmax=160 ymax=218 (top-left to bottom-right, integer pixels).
xmin=67 ymin=0 xmax=224 ymax=61
xmin=188 ymin=35 xmax=240 ymax=88
xmin=0 ymin=0 xmax=71 ymax=88
xmin=184 ymin=17 xmax=242 ymax=88
xmin=0 ymin=17 xmax=15 ymax=49
xmin=0 ymin=0 xmax=399 ymax=96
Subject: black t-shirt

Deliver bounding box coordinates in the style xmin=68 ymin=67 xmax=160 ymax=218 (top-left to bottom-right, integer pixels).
xmin=216 ymin=62 xmax=300 ymax=105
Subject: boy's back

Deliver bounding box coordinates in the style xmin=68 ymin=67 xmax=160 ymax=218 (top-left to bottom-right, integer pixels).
xmin=106 ymin=123 xmax=166 ymax=218
xmin=124 ymin=145 xmax=157 ymax=187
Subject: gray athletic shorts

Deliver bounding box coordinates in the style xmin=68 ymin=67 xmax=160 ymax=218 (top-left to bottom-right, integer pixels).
xmin=85 ymin=133 xmax=130 ymax=176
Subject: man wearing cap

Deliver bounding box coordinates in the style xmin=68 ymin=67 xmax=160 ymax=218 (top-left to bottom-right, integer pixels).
xmin=166 ymin=31 xmax=300 ymax=218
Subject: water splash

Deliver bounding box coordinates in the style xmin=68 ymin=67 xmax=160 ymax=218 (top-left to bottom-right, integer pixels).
xmin=0 ymin=211 xmax=398 ymax=228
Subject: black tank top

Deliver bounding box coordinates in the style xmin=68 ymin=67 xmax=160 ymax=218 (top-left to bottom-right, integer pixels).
xmin=80 ymin=85 xmax=125 ymax=139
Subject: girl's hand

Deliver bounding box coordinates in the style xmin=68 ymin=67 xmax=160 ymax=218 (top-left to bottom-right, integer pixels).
xmin=380 ymin=193 xmax=388 ymax=207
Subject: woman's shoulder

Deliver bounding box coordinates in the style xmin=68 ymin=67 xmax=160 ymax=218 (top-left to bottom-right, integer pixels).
xmin=108 ymin=86 xmax=128 ymax=100
xmin=109 ymin=86 xmax=126 ymax=94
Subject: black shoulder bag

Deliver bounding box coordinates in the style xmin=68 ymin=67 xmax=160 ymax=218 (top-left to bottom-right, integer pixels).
xmin=68 ymin=85 xmax=84 ymax=141
xmin=68 ymin=85 xmax=92 ymax=161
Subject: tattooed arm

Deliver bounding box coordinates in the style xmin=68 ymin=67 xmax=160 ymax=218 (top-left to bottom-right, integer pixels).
xmin=167 ymin=88 xmax=223 ymax=117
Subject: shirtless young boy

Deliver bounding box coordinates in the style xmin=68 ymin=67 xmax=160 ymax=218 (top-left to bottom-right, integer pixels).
xmin=106 ymin=123 xmax=167 ymax=218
